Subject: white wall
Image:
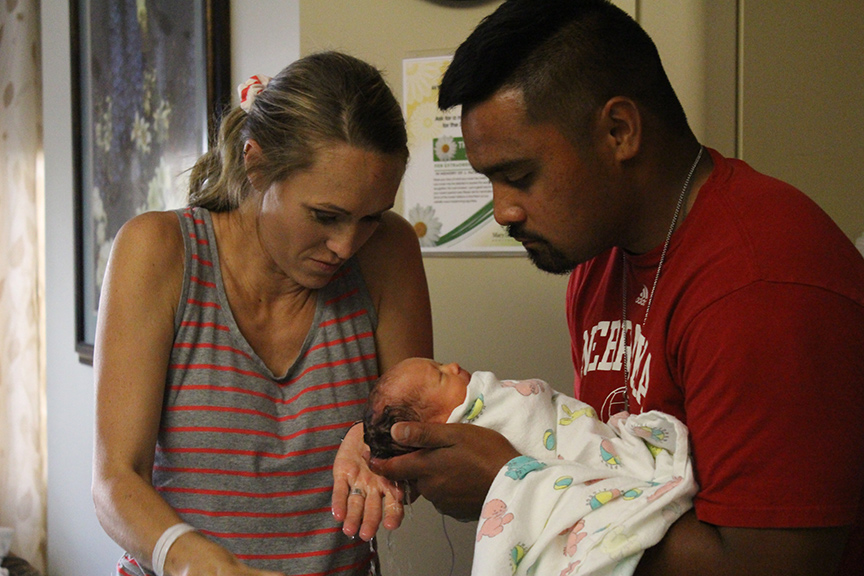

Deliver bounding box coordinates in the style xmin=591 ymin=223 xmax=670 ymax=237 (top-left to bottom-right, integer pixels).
xmin=230 ymin=0 xmax=301 ymax=92
xmin=41 ymin=1 xmax=121 ymax=571
xmin=40 ymin=3 xmax=299 ymax=574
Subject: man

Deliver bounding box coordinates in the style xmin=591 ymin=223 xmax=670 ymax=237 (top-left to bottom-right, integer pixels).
xmin=372 ymin=1 xmax=864 ymax=574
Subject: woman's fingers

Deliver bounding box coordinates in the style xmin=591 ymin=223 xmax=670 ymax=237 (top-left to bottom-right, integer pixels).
xmin=331 ymin=474 xmax=351 ymax=523
xmin=344 ymin=478 xmax=405 ymax=540
xmin=380 ymin=483 xmax=405 ymax=531
xmin=342 ymin=485 xmax=368 ymax=538
xmin=331 ymin=423 xmax=364 ymax=523
xmin=357 ymin=487 xmax=383 ymax=541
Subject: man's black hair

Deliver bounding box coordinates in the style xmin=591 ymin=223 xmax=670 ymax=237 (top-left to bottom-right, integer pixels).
xmin=439 ymin=0 xmax=689 ymax=137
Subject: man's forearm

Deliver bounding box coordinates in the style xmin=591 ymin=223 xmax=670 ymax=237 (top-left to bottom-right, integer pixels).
xmin=635 ymin=509 xmax=849 ymax=576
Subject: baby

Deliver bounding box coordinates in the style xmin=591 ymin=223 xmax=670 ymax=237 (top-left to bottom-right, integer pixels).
xmin=364 ymin=358 xmax=473 ymax=458
xmin=364 ymin=358 xmax=698 ymax=576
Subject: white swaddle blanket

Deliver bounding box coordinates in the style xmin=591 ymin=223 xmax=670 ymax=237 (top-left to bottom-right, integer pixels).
xmin=447 ymin=372 xmax=696 ymax=576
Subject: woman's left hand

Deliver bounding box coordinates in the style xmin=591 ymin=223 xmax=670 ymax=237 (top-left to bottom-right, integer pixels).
xmin=332 ymin=422 xmax=406 ymax=541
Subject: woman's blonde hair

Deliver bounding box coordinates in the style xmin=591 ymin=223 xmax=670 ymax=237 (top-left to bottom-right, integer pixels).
xmin=188 ymin=51 xmax=408 ymax=211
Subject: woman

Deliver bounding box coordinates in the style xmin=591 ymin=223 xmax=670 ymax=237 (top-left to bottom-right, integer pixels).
xmin=92 ymin=52 xmax=432 ymax=576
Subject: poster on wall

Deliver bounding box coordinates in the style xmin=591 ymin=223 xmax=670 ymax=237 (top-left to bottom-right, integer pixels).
xmin=401 ymin=55 xmax=523 ymax=255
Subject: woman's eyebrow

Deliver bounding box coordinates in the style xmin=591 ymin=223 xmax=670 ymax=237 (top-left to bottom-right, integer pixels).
xmin=311 ymin=202 xmax=395 ymax=216
xmin=309 ymin=202 xmax=350 ymax=215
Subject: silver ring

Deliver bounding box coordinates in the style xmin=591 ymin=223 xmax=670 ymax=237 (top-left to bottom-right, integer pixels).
xmin=350 ymin=487 xmax=367 ymax=498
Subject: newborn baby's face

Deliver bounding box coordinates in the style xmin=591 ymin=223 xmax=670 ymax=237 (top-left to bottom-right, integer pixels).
xmin=364 ymin=358 xmax=471 ymax=459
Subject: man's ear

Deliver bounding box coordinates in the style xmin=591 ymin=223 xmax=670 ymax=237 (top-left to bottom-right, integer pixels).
xmin=598 ymin=96 xmax=641 ymax=162
xmin=243 ymin=139 xmax=266 ymax=191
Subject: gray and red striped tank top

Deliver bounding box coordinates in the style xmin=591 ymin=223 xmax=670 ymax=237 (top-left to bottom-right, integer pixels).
xmin=117 ymin=206 xmax=379 ymax=576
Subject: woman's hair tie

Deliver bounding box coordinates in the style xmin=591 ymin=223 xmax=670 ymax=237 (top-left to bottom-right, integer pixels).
xmin=238 ymin=74 xmax=272 ymax=112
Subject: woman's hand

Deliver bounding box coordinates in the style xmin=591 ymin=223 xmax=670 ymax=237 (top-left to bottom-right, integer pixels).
xmin=370 ymin=422 xmax=520 ymax=521
xmin=163 ymin=531 xmax=286 ymax=576
xmin=331 ymin=423 xmax=406 ymax=541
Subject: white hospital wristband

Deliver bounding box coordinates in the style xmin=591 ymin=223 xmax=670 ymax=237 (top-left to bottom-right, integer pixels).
xmin=152 ymin=522 xmax=196 ymax=576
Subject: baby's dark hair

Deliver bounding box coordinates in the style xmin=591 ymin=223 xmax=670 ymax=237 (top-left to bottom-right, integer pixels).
xmin=363 ymin=403 xmax=421 ymax=459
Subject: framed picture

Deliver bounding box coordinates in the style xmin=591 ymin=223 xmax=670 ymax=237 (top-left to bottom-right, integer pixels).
xmin=71 ymin=0 xmax=231 ymax=364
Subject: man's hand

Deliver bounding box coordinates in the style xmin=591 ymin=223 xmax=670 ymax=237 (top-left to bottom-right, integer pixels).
xmin=370 ymin=422 xmax=520 ymax=520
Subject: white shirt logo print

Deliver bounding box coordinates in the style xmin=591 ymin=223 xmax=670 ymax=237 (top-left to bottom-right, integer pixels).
xmin=635 ymin=285 xmax=649 ymax=306
xmin=581 ymin=318 xmax=652 ymax=407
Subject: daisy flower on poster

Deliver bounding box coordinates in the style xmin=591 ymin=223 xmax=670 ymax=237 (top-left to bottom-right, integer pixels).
xmin=434 ymin=136 xmax=457 ymax=162
xmin=408 ymin=204 xmax=443 ymax=247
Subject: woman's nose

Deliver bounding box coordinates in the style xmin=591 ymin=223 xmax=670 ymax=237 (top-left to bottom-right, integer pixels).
xmin=326 ymin=226 xmax=363 ymax=260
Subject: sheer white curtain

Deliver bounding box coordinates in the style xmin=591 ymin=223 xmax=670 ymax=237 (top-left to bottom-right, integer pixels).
xmin=0 ymin=0 xmax=47 ymax=571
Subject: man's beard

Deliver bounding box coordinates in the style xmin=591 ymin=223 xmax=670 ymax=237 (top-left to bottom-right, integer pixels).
xmin=508 ymin=224 xmax=577 ymax=275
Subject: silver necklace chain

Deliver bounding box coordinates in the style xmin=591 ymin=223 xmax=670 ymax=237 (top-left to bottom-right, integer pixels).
xmin=621 ymin=145 xmax=704 ymax=413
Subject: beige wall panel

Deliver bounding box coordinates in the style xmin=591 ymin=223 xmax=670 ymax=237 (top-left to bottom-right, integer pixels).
xmin=740 ymin=1 xmax=864 ymax=240
xmin=640 ymin=0 xmax=738 ymax=156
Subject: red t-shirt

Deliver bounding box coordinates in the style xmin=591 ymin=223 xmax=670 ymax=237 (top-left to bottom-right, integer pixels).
xmin=567 ymin=148 xmax=864 ymax=572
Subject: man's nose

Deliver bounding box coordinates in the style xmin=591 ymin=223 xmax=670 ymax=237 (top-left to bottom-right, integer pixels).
xmin=492 ymin=186 xmax=527 ymax=226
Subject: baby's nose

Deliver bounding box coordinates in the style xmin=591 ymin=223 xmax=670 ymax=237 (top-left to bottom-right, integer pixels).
xmin=442 ymin=362 xmax=461 ymax=374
